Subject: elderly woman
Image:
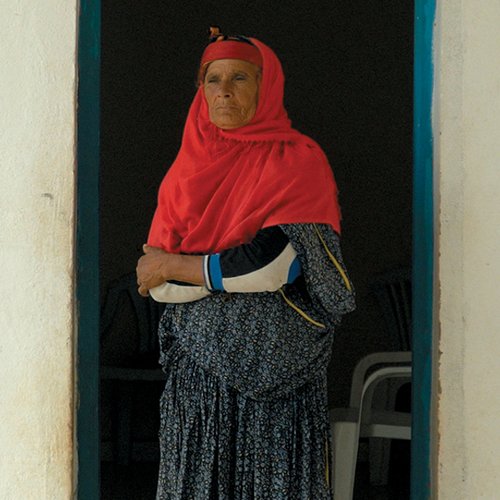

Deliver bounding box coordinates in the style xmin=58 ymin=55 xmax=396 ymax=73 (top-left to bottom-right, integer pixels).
xmin=136 ymin=29 xmax=355 ymax=500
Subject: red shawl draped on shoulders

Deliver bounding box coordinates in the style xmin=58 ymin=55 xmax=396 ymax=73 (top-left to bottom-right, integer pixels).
xmin=148 ymin=38 xmax=341 ymax=254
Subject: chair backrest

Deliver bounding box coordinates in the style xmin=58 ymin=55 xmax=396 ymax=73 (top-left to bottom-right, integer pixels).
xmin=370 ymin=268 xmax=412 ymax=351
xmin=100 ymin=273 xmax=166 ymax=356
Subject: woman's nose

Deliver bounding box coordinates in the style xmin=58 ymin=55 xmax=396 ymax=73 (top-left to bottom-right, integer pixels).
xmin=217 ymin=81 xmax=233 ymax=97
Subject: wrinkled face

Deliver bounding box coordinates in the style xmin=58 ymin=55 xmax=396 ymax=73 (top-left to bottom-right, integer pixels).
xmin=204 ymin=58 xmax=261 ymax=130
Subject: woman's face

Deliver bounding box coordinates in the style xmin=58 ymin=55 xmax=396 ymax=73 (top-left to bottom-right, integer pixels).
xmin=204 ymin=58 xmax=261 ymax=130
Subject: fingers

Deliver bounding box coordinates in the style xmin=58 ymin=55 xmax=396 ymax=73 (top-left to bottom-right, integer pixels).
xmin=136 ymin=272 xmax=150 ymax=296
xmin=137 ymin=245 xmax=166 ymax=296
xmin=136 ymin=261 xmax=149 ymax=296
xmin=136 ymin=269 xmax=152 ymax=296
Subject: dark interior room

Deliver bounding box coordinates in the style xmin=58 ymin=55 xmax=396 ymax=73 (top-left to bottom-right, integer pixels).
xmin=100 ymin=1 xmax=413 ymax=498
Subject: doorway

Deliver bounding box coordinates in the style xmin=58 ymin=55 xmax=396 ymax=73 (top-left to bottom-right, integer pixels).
xmin=77 ymin=1 xmax=434 ymax=498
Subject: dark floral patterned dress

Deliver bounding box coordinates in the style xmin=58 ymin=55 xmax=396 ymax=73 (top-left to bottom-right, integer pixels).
xmin=156 ymin=224 xmax=355 ymax=499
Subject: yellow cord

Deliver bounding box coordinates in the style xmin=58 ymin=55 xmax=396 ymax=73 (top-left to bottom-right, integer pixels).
xmin=278 ymin=288 xmax=326 ymax=328
xmin=313 ymin=224 xmax=353 ymax=292
xmin=277 ymin=225 xmax=352 ymax=328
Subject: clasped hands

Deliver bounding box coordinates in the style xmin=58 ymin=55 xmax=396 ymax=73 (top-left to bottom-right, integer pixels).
xmin=136 ymin=244 xmax=172 ymax=297
xmin=136 ymin=244 xmax=204 ymax=297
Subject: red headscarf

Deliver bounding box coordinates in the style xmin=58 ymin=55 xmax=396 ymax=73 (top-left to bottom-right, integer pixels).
xmin=147 ymin=38 xmax=341 ymax=254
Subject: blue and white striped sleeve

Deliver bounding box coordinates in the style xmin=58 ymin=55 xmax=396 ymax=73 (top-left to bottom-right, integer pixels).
xmin=203 ymin=226 xmax=301 ymax=293
xmin=149 ymin=226 xmax=302 ymax=303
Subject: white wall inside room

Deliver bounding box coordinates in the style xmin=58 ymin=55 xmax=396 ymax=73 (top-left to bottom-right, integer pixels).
xmin=0 ymin=1 xmax=77 ymax=498
xmin=435 ymin=0 xmax=500 ymax=498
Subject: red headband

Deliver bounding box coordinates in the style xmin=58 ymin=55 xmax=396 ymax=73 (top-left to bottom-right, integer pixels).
xmin=199 ymin=41 xmax=263 ymax=82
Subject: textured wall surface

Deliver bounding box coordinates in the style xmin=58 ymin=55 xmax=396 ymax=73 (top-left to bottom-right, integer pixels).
xmin=0 ymin=1 xmax=77 ymax=498
xmin=2 ymin=0 xmax=499 ymax=498
xmin=435 ymin=1 xmax=500 ymax=497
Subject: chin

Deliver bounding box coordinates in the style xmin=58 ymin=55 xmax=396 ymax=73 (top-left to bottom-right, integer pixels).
xmin=211 ymin=120 xmax=239 ymax=130
xmin=218 ymin=123 xmax=242 ymax=130
xmin=211 ymin=113 xmax=248 ymax=130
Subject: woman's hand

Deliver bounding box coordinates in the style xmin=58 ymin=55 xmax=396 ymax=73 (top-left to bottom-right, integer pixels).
xmin=136 ymin=244 xmax=205 ymax=297
xmin=136 ymin=244 xmax=171 ymax=297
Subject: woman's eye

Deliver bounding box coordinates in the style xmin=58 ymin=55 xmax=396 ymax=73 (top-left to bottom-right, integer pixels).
xmin=234 ymin=75 xmax=246 ymax=81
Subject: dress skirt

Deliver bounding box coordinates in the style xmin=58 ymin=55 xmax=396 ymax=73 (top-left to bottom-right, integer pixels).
xmin=156 ymin=345 xmax=332 ymax=500
xmin=155 ymin=225 xmax=357 ymax=499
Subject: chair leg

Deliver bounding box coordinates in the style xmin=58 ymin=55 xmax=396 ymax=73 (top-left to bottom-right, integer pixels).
xmin=365 ymin=379 xmax=403 ymax=486
xmin=369 ymin=437 xmax=391 ymax=486
xmin=116 ymin=383 xmax=133 ymax=465
xmin=332 ymin=421 xmax=360 ymax=500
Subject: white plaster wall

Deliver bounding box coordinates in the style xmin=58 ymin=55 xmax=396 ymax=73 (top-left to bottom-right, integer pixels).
xmin=0 ymin=1 xmax=77 ymax=498
xmin=435 ymin=1 xmax=500 ymax=498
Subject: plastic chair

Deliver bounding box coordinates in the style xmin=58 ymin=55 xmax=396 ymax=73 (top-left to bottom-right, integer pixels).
xmin=100 ymin=272 xmax=166 ymax=465
xmin=329 ymin=269 xmax=412 ymax=499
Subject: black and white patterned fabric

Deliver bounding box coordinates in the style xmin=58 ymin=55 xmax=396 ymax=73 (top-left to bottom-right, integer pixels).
xmin=156 ymin=223 xmax=355 ymax=499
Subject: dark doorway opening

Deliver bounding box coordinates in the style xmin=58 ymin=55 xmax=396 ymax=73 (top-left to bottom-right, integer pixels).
xmin=99 ymin=1 xmax=413 ymax=498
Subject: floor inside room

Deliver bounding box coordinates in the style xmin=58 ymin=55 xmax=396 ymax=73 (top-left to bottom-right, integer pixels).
xmin=100 ymin=380 xmax=411 ymax=499
xmin=101 ymin=441 xmax=410 ymax=500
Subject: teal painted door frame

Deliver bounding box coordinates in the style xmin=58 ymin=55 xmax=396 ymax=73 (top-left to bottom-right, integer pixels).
xmin=76 ymin=1 xmax=100 ymax=499
xmin=76 ymin=1 xmax=436 ymax=497
xmin=412 ymin=1 xmax=436 ymax=498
